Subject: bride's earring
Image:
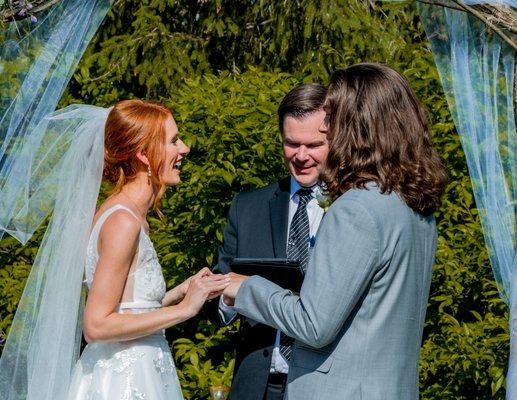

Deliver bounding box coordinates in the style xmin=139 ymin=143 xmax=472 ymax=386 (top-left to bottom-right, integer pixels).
xmin=147 ymin=165 xmax=152 ymax=184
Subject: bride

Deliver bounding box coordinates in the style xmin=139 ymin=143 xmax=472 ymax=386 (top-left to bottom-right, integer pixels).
xmin=67 ymin=99 xmax=230 ymax=399
xmin=0 ymin=99 xmax=229 ymax=400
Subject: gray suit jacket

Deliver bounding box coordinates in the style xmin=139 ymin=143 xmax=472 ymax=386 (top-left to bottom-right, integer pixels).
xmin=234 ymin=183 xmax=436 ymax=400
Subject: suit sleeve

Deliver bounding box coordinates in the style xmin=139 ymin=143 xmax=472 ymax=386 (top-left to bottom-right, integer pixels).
xmin=233 ymin=197 xmax=380 ymax=348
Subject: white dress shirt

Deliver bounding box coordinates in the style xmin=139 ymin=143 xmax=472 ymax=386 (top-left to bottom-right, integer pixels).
xmin=219 ymin=176 xmax=325 ymax=374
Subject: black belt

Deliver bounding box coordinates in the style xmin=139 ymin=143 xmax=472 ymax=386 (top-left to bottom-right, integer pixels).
xmin=268 ymin=373 xmax=288 ymax=385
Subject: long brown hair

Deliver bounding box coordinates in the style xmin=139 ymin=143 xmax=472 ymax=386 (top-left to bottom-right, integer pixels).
xmin=322 ymin=63 xmax=447 ymax=215
xmin=103 ymin=99 xmax=172 ymax=213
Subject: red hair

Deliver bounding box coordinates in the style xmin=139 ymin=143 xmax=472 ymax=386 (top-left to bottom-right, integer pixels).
xmin=103 ymin=99 xmax=172 ymax=214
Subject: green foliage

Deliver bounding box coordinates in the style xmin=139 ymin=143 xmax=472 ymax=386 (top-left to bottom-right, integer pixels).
xmin=0 ymin=1 xmax=510 ymax=399
xmin=0 ymin=227 xmax=44 ymax=341
xmin=0 ymin=18 xmax=40 ymax=109
xmin=60 ymin=0 xmax=428 ymax=104
xmin=422 ymin=122 xmax=509 ymax=399
xmin=174 ymin=321 xmax=238 ymax=399
xmin=150 ymin=69 xmax=297 ymax=397
xmin=154 ymin=69 xmax=296 ymax=280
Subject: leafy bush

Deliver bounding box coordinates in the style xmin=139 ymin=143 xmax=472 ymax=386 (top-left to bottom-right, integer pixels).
xmin=152 ymin=69 xmax=299 ymax=397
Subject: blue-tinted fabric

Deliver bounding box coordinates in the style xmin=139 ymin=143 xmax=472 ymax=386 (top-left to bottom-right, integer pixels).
xmin=0 ymin=0 xmax=112 ymax=244
xmin=463 ymin=0 xmax=516 ymax=5
xmin=0 ymin=2 xmax=112 ymax=400
xmin=417 ymin=3 xmax=516 ymax=397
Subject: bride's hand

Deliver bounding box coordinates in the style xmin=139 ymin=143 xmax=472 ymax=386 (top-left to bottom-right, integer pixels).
xmin=180 ymin=273 xmax=230 ymax=318
xmin=178 ymin=267 xmax=213 ymax=297
xmin=162 ymin=267 xmax=213 ymax=306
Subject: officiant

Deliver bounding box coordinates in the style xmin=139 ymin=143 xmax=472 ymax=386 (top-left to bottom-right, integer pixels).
xmin=212 ymin=83 xmax=328 ymax=400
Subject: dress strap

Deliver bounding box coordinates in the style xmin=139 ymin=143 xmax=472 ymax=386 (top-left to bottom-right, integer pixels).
xmin=90 ymin=204 xmax=143 ymax=256
xmin=92 ymin=204 xmax=141 ymax=234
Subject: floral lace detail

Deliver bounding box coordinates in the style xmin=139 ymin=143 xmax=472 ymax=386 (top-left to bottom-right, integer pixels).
xmin=121 ymin=385 xmax=147 ymax=400
xmin=84 ymin=239 xmax=97 ymax=288
xmin=70 ymin=336 xmax=183 ymax=399
xmin=133 ymin=263 xmax=166 ymax=302
xmin=95 ymin=347 xmax=145 ymax=373
xmin=153 ymin=346 xmax=176 ymax=375
xmin=125 ymin=231 xmax=166 ymax=302
xmin=84 ymin=347 xmax=146 ymax=400
xmin=138 ymin=233 xmax=158 ymax=263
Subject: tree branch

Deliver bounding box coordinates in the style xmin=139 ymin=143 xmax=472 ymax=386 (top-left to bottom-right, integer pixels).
xmin=415 ymin=0 xmax=517 ymax=52
xmin=477 ymin=5 xmax=517 ymax=35
xmin=2 ymin=0 xmax=62 ymax=23
xmin=415 ymin=0 xmax=464 ymax=12
xmin=450 ymin=0 xmax=517 ymax=51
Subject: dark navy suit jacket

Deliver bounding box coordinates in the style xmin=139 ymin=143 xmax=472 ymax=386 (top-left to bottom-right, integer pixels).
xmin=214 ymin=177 xmax=291 ymax=400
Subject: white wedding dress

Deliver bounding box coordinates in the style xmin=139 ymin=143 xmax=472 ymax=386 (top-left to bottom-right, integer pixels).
xmin=67 ymin=204 xmax=184 ymax=400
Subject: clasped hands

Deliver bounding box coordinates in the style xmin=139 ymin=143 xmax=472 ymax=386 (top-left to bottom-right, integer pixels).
xmin=173 ymin=268 xmax=248 ymax=307
xmin=220 ymin=272 xmax=248 ymax=306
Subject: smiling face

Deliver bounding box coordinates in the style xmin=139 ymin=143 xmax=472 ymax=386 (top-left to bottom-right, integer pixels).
xmin=161 ymin=115 xmax=190 ymax=186
xmin=282 ymin=109 xmax=329 ymax=187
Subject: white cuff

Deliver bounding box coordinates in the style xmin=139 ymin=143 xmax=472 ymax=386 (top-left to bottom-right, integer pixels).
xmin=218 ymin=295 xmax=237 ymax=325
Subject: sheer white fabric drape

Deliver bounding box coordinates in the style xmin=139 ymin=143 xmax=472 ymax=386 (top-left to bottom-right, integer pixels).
xmin=416 ymin=2 xmax=516 ymax=397
xmin=0 ymin=106 xmax=108 ymax=400
xmin=0 ymin=2 xmax=112 ymax=399
xmin=0 ymin=0 xmax=112 ymax=243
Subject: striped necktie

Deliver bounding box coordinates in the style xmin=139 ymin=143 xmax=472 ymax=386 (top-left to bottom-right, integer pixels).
xmin=287 ymin=188 xmax=313 ymax=273
xmin=280 ymin=187 xmax=313 ymax=362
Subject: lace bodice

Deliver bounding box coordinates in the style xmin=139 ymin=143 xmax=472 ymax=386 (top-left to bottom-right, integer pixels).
xmin=85 ymin=204 xmax=166 ymax=311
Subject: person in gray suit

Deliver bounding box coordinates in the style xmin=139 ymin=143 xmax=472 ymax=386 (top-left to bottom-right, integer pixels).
xmin=222 ymin=63 xmax=448 ymax=399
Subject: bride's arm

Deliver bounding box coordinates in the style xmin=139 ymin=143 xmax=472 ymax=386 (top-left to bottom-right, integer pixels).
xmin=83 ymin=212 xmax=229 ymax=343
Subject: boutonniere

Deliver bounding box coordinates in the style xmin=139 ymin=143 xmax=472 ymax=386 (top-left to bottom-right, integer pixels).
xmin=315 ymin=191 xmax=333 ymax=212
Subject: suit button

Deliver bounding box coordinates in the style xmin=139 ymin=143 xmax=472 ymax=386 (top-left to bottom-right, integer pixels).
xmin=263 ymin=349 xmax=269 ymax=357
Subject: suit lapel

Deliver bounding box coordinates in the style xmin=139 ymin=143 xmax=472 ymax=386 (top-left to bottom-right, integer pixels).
xmin=269 ymin=177 xmax=290 ymax=258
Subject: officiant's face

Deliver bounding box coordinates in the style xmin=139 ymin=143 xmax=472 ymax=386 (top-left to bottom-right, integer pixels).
xmin=282 ymin=109 xmax=329 ymax=187
xmin=162 ymin=116 xmax=190 ymax=185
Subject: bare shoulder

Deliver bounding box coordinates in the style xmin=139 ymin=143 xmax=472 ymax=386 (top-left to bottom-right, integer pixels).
xmin=98 ymin=209 xmax=141 ymax=247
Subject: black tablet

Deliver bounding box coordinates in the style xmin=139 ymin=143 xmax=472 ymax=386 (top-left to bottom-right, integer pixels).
xmin=230 ymin=258 xmax=303 ymax=292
